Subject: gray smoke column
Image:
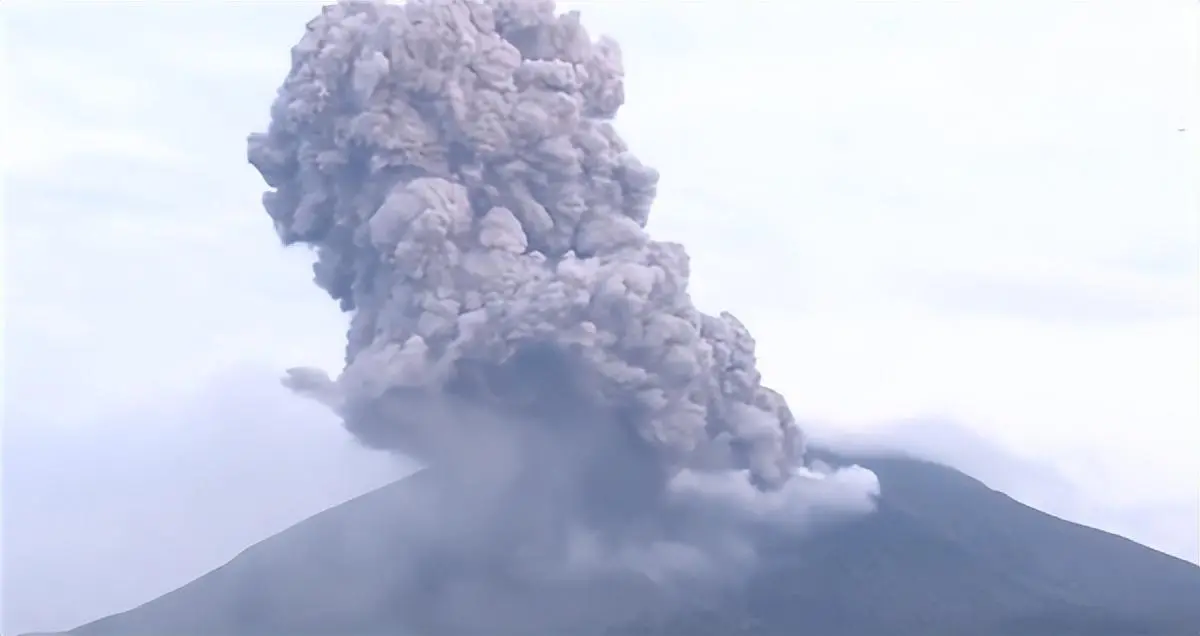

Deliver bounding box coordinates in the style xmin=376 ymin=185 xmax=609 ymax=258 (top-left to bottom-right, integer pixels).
xmin=248 ymin=0 xmax=803 ymax=492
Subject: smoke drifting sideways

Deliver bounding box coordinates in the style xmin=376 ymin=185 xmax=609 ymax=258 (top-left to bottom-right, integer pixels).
xmin=249 ymin=0 xmax=878 ymax=576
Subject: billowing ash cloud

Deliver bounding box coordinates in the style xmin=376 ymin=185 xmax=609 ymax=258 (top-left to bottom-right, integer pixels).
xmin=248 ymin=0 xmax=807 ymax=493
xmin=243 ymin=6 xmax=884 ymax=589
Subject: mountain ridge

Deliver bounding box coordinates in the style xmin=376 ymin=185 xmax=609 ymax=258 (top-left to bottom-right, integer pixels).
xmin=46 ymin=451 xmax=1200 ymax=636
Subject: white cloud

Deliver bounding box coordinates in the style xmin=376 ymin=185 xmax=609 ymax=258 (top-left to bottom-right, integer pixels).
xmin=3 ymin=120 xmax=185 ymax=178
xmin=1 ymin=29 xmax=186 ymax=178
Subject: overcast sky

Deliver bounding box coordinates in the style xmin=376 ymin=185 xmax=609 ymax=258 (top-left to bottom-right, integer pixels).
xmin=3 ymin=1 xmax=1198 ymax=634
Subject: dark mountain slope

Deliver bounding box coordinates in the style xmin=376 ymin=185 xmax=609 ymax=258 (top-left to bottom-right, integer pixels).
xmin=58 ymin=453 xmax=1200 ymax=636
xmin=847 ymin=456 xmax=1200 ymax=620
xmin=658 ymin=454 xmax=1200 ymax=636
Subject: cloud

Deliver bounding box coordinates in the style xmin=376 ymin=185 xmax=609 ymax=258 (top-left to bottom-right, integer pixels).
xmin=907 ymin=270 xmax=1197 ymax=325
xmin=3 ymin=112 xmax=184 ymax=179
xmin=2 ymin=38 xmax=183 ymax=179
xmin=1108 ymin=240 xmax=1199 ymax=282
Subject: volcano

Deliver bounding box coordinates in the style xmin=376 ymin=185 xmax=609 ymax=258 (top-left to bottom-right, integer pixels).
xmin=51 ymin=451 xmax=1200 ymax=636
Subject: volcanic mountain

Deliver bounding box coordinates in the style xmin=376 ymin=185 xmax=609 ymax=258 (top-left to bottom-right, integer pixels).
xmin=53 ymin=451 xmax=1200 ymax=636
xmin=39 ymin=2 xmax=1200 ymax=634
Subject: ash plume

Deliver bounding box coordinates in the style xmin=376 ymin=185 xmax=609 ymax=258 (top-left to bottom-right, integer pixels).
xmin=248 ymin=0 xmax=875 ymax=573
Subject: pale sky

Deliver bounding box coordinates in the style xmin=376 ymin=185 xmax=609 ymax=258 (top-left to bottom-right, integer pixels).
xmin=2 ymin=2 xmax=1198 ymax=634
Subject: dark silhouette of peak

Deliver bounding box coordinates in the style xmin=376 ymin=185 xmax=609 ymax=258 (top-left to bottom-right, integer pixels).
xmin=51 ymin=452 xmax=1200 ymax=636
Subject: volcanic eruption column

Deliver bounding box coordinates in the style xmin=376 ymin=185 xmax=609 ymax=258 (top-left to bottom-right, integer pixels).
xmin=249 ymin=0 xmax=859 ymax=505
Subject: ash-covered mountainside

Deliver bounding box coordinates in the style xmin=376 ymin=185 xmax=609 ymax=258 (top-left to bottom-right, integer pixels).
xmin=59 ymin=452 xmax=1200 ymax=636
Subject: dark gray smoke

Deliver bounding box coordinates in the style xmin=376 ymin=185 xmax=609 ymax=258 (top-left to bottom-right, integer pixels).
xmin=248 ymin=0 xmax=877 ymax=576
